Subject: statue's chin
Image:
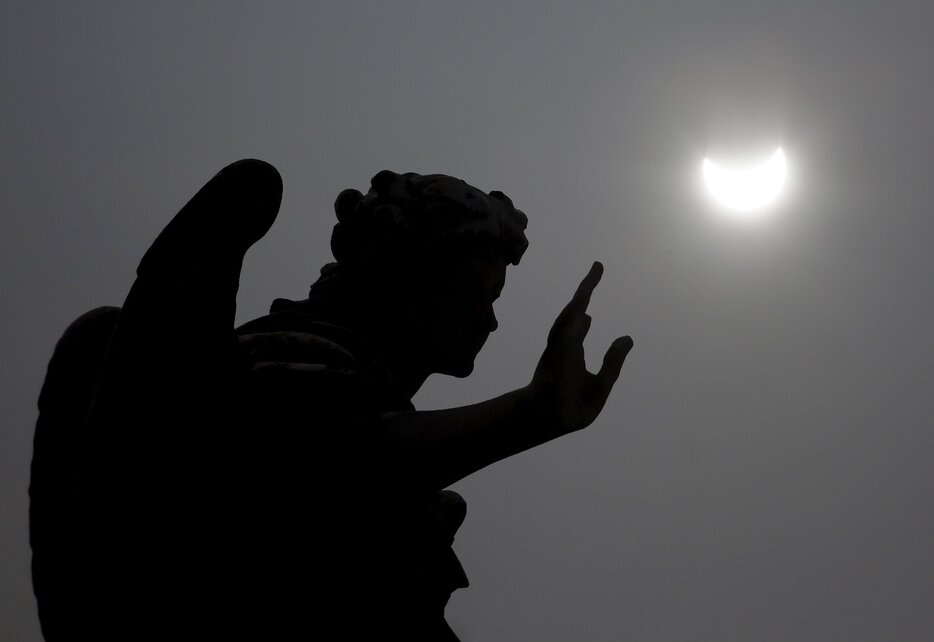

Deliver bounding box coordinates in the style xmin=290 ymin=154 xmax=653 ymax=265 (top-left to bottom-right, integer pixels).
xmin=437 ymin=357 xmax=475 ymax=378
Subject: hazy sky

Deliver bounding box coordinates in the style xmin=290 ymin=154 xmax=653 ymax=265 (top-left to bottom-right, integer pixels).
xmin=3 ymin=2 xmax=934 ymax=640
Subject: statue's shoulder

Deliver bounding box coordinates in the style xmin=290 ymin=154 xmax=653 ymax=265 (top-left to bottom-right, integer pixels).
xmin=237 ymin=312 xmax=361 ymax=372
xmin=235 ymin=311 xmax=411 ymax=415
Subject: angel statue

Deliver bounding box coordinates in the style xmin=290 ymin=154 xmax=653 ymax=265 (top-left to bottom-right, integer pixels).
xmin=30 ymin=159 xmax=633 ymax=640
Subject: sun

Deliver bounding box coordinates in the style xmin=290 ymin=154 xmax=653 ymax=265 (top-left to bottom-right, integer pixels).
xmin=702 ymin=148 xmax=787 ymax=213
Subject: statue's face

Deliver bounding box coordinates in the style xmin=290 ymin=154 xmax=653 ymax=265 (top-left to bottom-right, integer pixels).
xmin=405 ymin=244 xmax=509 ymax=377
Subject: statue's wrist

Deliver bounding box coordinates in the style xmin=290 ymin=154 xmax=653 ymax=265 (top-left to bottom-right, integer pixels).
xmin=516 ymin=384 xmax=567 ymax=442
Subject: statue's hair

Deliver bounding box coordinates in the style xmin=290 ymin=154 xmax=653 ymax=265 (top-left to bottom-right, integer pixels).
xmin=269 ymin=170 xmax=529 ymax=316
xmin=329 ymin=169 xmax=529 ymax=268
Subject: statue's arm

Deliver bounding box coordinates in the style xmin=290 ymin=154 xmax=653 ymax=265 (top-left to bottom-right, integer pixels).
xmin=379 ymin=385 xmax=560 ymax=490
xmin=380 ymin=262 xmax=633 ymax=490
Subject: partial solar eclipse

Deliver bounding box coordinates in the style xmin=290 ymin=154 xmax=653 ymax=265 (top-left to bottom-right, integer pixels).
xmin=702 ymin=148 xmax=787 ymax=212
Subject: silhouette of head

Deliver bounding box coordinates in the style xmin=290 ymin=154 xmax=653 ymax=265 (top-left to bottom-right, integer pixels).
xmin=297 ymin=169 xmax=529 ymax=377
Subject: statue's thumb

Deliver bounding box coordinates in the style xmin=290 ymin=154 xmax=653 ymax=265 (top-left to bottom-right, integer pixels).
xmin=595 ymin=336 xmax=633 ymax=397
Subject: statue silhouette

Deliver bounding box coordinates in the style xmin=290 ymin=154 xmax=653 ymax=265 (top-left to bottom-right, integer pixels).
xmin=30 ymin=159 xmax=633 ymax=640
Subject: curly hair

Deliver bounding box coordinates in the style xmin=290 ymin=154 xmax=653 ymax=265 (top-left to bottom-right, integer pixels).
xmin=270 ymin=170 xmax=528 ymax=320
xmin=329 ymin=169 xmax=529 ymax=268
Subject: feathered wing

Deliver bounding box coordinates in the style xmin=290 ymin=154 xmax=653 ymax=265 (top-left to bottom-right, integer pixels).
xmin=30 ymin=159 xmax=282 ymax=640
xmin=31 ymin=306 xmax=120 ymax=642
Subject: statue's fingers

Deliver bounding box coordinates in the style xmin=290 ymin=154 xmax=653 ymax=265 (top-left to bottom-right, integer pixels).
xmin=567 ymin=313 xmax=592 ymax=345
xmin=594 ymin=336 xmax=633 ymax=400
xmin=567 ymin=260 xmax=603 ymax=317
xmin=548 ymin=262 xmax=603 ymax=346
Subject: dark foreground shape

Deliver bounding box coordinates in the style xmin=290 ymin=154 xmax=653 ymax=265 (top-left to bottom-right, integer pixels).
xmin=32 ymin=306 xmax=120 ymax=641
xmin=31 ymin=160 xmax=632 ymax=640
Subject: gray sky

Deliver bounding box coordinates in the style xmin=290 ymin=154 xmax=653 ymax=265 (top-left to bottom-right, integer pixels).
xmin=3 ymin=2 xmax=934 ymax=640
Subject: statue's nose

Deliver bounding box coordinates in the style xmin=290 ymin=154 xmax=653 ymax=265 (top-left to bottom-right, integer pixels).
xmin=486 ymin=309 xmax=498 ymax=333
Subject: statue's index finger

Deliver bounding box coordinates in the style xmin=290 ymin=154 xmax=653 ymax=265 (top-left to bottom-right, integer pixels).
xmin=571 ymin=261 xmax=604 ymax=312
xmin=549 ymin=261 xmax=604 ymax=344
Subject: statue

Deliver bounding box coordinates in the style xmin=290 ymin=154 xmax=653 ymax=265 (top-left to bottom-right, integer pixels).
xmin=30 ymin=159 xmax=633 ymax=640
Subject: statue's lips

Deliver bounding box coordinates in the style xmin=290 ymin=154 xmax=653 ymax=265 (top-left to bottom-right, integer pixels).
xmin=446 ymin=334 xmax=489 ymax=358
xmin=470 ymin=333 xmax=491 ymax=354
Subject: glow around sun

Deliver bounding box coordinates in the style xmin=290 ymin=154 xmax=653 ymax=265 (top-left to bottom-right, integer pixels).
xmin=702 ymin=148 xmax=787 ymax=213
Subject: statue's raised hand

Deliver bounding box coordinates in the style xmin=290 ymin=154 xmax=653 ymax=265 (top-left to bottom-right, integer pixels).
xmin=529 ymin=261 xmax=633 ymax=436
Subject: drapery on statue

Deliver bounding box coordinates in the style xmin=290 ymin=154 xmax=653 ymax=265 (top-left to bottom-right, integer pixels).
xmin=30 ymin=159 xmax=633 ymax=640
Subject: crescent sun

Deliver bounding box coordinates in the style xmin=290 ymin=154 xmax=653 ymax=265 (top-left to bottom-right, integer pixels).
xmin=702 ymin=148 xmax=787 ymax=212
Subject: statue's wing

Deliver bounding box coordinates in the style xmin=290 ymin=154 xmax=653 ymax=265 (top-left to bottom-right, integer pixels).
xmin=97 ymin=158 xmax=282 ymax=404
xmin=31 ymin=159 xmax=282 ymax=639
xmin=31 ymin=306 xmax=120 ymax=642
xmin=88 ymin=158 xmax=282 ymax=466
